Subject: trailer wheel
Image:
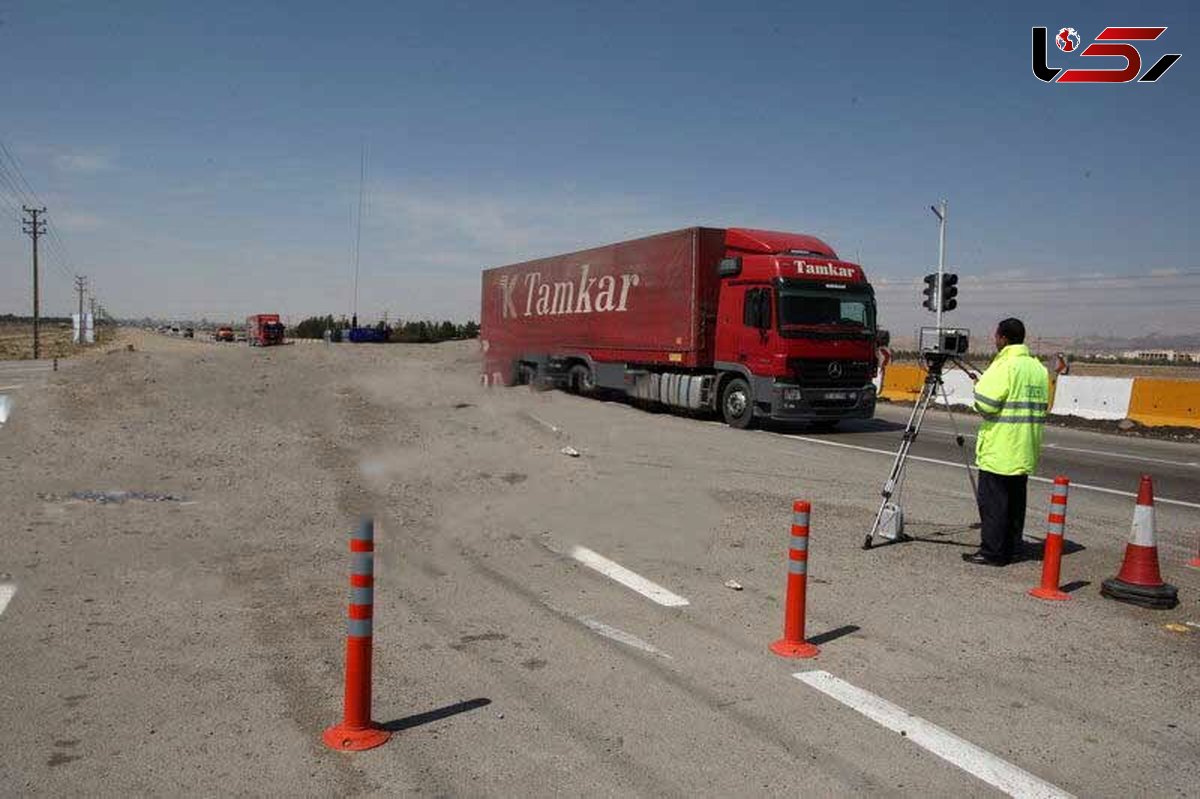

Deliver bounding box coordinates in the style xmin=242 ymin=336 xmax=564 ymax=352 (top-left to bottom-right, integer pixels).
xmin=568 ymin=364 xmax=595 ymax=395
xmin=720 ymin=377 xmax=754 ymax=429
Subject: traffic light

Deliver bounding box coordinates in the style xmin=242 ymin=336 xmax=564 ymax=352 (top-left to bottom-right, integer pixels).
xmin=922 ymin=273 xmax=938 ymax=311
xmin=941 ymin=273 xmax=958 ymax=311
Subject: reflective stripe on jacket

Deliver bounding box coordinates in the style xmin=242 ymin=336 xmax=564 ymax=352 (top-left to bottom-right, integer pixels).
xmin=973 ymin=344 xmax=1050 ymax=475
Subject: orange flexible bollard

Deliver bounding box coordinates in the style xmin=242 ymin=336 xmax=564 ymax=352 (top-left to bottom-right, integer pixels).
xmin=1030 ymin=477 xmax=1072 ymax=601
xmin=770 ymin=500 xmax=820 ymax=659
xmin=323 ymin=518 xmax=391 ymax=751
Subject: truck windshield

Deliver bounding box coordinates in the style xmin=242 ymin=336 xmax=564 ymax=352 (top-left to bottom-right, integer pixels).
xmin=777 ymin=286 xmax=876 ymax=338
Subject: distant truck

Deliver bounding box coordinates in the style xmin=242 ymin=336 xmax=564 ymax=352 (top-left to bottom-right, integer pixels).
xmin=214 ymin=326 xmax=235 ymax=342
xmin=481 ymin=227 xmax=887 ymax=429
xmin=246 ymin=314 xmax=285 ymax=347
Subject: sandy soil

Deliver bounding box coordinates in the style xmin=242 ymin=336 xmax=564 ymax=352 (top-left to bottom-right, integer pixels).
xmin=1 ymin=330 xmax=1196 ymax=796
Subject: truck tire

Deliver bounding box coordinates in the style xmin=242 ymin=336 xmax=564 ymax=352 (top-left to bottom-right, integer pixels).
xmin=568 ymin=363 xmax=595 ymax=395
xmin=720 ymin=377 xmax=754 ymax=429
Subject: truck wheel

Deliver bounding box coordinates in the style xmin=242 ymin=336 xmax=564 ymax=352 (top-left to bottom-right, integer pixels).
xmin=721 ymin=377 xmax=754 ymax=429
xmin=568 ymin=364 xmax=595 ymax=395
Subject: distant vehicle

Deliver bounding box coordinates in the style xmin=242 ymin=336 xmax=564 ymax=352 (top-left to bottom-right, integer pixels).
xmin=347 ymin=326 xmax=389 ymax=343
xmin=183 ymin=327 xmax=194 ymax=339
xmin=215 ymin=326 xmax=235 ymax=342
xmin=481 ymin=226 xmax=886 ymax=429
xmin=246 ymin=314 xmax=285 ymax=346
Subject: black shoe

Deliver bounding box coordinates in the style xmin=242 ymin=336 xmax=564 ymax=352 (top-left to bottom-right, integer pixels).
xmin=962 ymin=551 xmax=1008 ymax=566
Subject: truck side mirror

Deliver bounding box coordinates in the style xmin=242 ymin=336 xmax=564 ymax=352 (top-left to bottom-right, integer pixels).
xmin=757 ymin=292 xmax=772 ymax=330
xmin=876 ymin=329 xmax=890 ymax=347
xmin=718 ymin=257 xmax=742 ymax=277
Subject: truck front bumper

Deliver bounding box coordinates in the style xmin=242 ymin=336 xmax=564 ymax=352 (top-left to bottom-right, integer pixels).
xmin=765 ymin=383 xmax=877 ymax=421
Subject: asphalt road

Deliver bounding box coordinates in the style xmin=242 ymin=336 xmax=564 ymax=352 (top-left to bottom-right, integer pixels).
xmin=1 ymin=335 xmax=1196 ymax=797
xmin=798 ymin=403 xmax=1200 ymax=516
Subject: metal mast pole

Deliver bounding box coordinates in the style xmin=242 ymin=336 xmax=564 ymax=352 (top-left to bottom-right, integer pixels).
xmin=933 ymin=199 xmax=947 ymax=331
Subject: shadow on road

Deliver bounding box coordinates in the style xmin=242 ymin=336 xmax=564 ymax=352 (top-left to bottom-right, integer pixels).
xmin=382 ymin=697 xmax=492 ymax=732
xmin=807 ymin=625 xmax=861 ymax=646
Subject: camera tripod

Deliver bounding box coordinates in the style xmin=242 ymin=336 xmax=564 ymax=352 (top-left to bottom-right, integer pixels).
xmin=862 ymin=353 xmax=981 ymax=549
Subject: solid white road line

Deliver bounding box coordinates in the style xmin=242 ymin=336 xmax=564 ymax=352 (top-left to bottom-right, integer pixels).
xmin=0 ymin=583 xmax=15 ymax=616
xmin=568 ymin=545 xmax=690 ymax=607
xmin=923 ymin=428 xmax=1198 ymax=468
xmin=579 ymin=616 xmax=672 ymax=658
xmin=783 ymin=434 xmax=1200 ymax=510
xmin=794 ymin=671 xmax=1074 ymax=799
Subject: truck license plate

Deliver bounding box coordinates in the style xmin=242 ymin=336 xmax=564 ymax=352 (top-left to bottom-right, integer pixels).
xmin=823 ymin=391 xmax=852 ymax=400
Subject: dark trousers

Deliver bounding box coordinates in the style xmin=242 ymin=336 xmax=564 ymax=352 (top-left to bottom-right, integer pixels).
xmin=977 ymin=470 xmax=1028 ymax=563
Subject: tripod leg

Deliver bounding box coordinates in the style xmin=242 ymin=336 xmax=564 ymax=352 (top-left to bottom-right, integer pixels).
xmin=939 ymin=381 xmax=979 ymax=503
xmin=863 ymin=374 xmax=939 ymax=549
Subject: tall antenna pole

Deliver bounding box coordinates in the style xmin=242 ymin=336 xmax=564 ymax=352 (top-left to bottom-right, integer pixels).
xmin=22 ymin=206 xmax=47 ymax=359
xmin=352 ymin=143 xmax=366 ymax=328
xmin=930 ymin=199 xmax=948 ymax=331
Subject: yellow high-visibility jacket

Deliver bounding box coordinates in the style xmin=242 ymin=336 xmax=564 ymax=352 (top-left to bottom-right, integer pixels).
xmin=973 ymin=344 xmax=1050 ymax=475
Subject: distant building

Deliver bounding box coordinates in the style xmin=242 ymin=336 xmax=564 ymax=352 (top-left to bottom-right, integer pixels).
xmin=1120 ymin=350 xmax=1200 ymax=363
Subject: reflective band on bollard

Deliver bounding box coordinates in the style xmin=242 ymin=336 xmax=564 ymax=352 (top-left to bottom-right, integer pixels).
xmin=323 ymin=518 xmax=391 ymax=751
xmin=1030 ymin=477 xmax=1072 ymax=602
xmin=770 ymin=500 xmax=820 ymax=659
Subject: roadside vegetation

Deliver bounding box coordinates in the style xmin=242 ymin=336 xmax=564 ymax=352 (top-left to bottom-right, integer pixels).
xmin=290 ymin=315 xmax=479 ymax=343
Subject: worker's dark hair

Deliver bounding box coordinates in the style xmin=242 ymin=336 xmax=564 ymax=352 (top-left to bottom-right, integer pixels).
xmin=997 ymin=318 xmax=1025 ymax=344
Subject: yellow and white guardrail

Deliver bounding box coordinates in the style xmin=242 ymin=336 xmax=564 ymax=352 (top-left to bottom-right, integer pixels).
xmin=876 ymin=365 xmax=1200 ymax=428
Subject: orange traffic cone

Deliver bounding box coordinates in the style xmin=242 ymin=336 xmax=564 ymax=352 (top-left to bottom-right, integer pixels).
xmin=1189 ymin=536 xmax=1200 ymax=569
xmin=1100 ymin=476 xmax=1178 ymax=609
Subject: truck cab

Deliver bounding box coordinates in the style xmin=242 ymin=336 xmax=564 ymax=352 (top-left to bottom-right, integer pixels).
xmin=712 ymin=229 xmax=881 ymax=427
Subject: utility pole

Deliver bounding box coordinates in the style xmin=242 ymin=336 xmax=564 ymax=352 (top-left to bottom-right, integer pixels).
xmin=22 ymin=206 xmax=47 ymax=359
xmin=75 ymin=275 xmax=87 ymax=341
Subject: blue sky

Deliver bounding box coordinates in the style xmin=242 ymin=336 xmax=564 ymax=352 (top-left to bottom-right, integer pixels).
xmin=0 ymin=1 xmax=1195 ymax=338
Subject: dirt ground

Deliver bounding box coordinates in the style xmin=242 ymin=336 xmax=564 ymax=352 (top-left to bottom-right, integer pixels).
xmin=1 ymin=330 xmax=1196 ymax=796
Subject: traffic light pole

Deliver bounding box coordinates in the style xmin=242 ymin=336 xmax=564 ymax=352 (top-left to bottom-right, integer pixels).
xmin=931 ymin=199 xmax=947 ymax=331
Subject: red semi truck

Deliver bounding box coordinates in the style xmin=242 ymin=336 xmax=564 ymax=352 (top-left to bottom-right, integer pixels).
xmin=480 ymin=227 xmax=887 ymax=428
xmin=246 ymin=314 xmax=285 ymax=347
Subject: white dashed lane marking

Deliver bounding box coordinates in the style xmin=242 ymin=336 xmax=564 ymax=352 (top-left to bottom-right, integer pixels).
xmin=794 ymin=671 xmax=1074 ymax=799
xmin=567 ymin=545 xmax=690 ymax=607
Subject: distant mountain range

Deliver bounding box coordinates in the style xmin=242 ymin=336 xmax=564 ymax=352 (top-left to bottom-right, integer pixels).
xmin=889 ymin=332 xmax=1200 ymax=354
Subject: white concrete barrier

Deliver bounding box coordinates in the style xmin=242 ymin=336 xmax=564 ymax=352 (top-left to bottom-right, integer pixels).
xmin=935 ymin=370 xmax=975 ymax=408
xmin=1050 ymin=376 xmax=1133 ymax=420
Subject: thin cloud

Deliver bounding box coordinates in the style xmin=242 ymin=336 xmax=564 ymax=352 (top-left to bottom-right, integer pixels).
xmin=56 ymin=211 xmax=105 ymax=231
xmin=53 ymin=152 xmax=116 ymax=174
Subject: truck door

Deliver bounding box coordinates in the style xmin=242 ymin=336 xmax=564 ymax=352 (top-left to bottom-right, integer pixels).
xmin=740 ymin=287 xmax=774 ymax=372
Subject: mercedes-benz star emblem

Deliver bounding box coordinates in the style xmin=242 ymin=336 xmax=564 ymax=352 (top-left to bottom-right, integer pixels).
xmin=827 ymin=362 xmax=844 ymax=378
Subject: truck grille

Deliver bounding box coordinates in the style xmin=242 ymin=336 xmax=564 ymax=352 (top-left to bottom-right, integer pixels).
xmin=789 ymin=358 xmax=872 ymax=388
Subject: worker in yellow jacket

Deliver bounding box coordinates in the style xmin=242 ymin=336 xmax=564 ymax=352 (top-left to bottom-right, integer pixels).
xmin=964 ymin=318 xmax=1051 ymax=566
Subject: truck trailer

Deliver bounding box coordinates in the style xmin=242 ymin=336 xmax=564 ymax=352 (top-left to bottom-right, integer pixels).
xmin=246 ymin=314 xmax=285 ymax=347
xmin=480 ymin=227 xmax=887 ymax=428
